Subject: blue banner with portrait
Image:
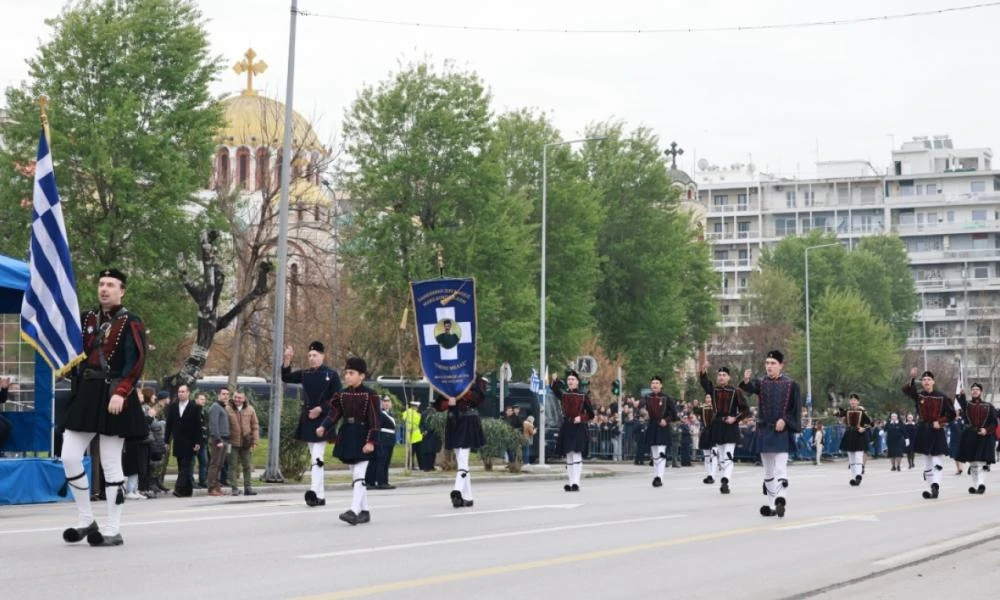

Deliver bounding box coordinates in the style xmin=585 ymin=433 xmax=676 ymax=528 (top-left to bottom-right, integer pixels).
xmin=411 ymin=277 xmax=477 ymax=399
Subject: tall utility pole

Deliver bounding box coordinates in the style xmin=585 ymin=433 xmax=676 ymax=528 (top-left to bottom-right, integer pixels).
xmin=804 ymin=242 xmax=838 ymax=419
xmin=264 ymin=0 xmax=299 ymax=482
xmin=539 ymin=137 xmax=605 ymax=465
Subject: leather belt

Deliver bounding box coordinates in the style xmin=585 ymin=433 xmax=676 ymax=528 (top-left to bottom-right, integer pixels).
xmin=82 ymin=369 xmax=121 ymax=380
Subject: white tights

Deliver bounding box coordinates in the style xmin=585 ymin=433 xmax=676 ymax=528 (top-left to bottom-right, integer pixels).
xmin=350 ymin=461 xmax=369 ymax=513
xmin=308 ymin=442 xmax=327 ymax=499
xmin=565 ymin=452 xmax=583 ymax=486
xmin=61 ymin=430 xmax=125 ymax=535
xmin=454 ymin=448 xmax=473 ymax=499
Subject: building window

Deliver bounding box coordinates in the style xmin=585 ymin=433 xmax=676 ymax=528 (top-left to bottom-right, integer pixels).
xmin=313 ymin=206 xmax=320 ymax=221
xmin=775 ymin=217 xmax=796 ymax=236
xmin=236 ymin=147 xmax=251 ymax=191
xmin=925 ymin=183 xmax=938 ymax=195
xmin=737 ymin=221 xmax=750 ymax=237
xmin=802 ymin=190 xmax=814 ymax=204
xmin=973 ymin=210 xmax=987 ymax=221
xmin=785 ymin=191 xmax=796 ymax=207
xmin=947 ymin=211 xmax=955 ymax=222
xmin=713 ymin=194 xmax=728 ymax=206
xmin=837 ymin=186 xmax=849 ymax=204
xmin=900 ymin=183 xmax=915 ymax=196
xmin=714 ymin=250 xmax=728 ymax=261
xmin=215 ymin=148 xmax=230 ymax=191
xmin=255 ymin=148 xmax=270 ymax=191
xmin=713 ymin=222 xmax=723 ymax=233
xmin=739 ymin=276 xmax=748 ymax=289
xmin=738 ymin=249 xmax=749 ymax=260
xmin=978 ymin=324 xmax=992 ymax=337
xmin=737 ymin=193 xmax=748 ymax=209
xmin=975 ymin=266 xmax=989 ymax=279
xmin=721 ymin=304 xmax=730 ymax=315
xmin=971 ymin=181 xmax=986 ymax=193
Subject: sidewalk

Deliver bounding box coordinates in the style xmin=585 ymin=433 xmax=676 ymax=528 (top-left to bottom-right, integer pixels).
xmin=164 ymin=462 xmax=621 ymax=496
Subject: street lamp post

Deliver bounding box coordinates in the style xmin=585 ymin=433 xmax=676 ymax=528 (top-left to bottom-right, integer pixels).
xmin=540 ymin=137 xmax=604 ymax=466
xmin=804 ymin=242 xmax=839 ymax=421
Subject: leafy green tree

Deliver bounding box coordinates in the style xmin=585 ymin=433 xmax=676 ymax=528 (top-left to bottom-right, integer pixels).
xmin=791 ymin=289 xmax=899 ymax=411
xmin=581 ymin=121 xmax=715 ymax=377
xmin=340 ymin=60 xmax=536 ymax=374
xmin=758 ymin=231 xmax=849 ymax=330
xmin=0 ymin=0 xmax=224 ymax=374
xmin=730 ymin=266 xmax=803 ymax=372
xmin=492 ymin=109 xmax=603 ymax=371
xmin=855 ymin=235 xmax=918 ymax=343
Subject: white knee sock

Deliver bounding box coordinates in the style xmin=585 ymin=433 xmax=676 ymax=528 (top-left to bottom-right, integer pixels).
xmin=61 ymin=430 xmax=96 ymax=527
xmin=719 ymin=444 xmax=735 ymax=480
xmin=455 ymin=448 xmax=471 ymax=496
xmin=573 ymin=452 xmax=583 ymax=485
xmin=309 ymin=442 xmax=326 ymax=499
xmin=351 ymin=462 xmax=368 ymax=513
xmin=99 ymin=435 xmax=125 ymax=536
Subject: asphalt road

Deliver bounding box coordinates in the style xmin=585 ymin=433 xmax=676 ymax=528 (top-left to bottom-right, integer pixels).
xmin=2 ymin=460 xmax=998 ymax=599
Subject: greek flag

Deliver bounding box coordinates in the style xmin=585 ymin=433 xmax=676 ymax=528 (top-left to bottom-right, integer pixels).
xmin=20 ymin=129 xmax=84 ymax=376
xmin=530 ymin=368 xmax=541 ymax=394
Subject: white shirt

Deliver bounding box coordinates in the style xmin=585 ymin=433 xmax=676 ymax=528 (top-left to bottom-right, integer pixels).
xmin=178 ymin=400 xmax=189 ymax=417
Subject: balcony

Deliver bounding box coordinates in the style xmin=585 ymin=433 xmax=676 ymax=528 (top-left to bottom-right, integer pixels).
xmin=711 ymin=258 xmax=752 ymax=270
xmin=706 ymin=230 xmax=761 ymax=242
xmin=706 ymin=203 xmax=757 ymax=216
xmin=906 ymin=336 xmax=993 ymax=350
xmin=887 ymin=191 xmax=1000 ymax=207
xmin=717 ymin=316 xmax=750 ymax=328
xmin=917 ymin=306 xmax=1000 ymax=321
xmin=714 ymin=286 xmax=749 ymax=300
xmin=915 ymin=277 xmax=1000 ymax=291
xmin=907 ymin=248 xmax=1000 ymax=264
xmin=893 ymin=220 xmax=1000 ymax=236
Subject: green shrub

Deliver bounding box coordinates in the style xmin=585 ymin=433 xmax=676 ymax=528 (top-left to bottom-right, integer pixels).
xmin=479 ymin=417 xmax=524 ymax=472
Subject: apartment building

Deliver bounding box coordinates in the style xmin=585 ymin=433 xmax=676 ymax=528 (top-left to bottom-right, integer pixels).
xmin=694 ymin=136 xmax=1000 ymax=381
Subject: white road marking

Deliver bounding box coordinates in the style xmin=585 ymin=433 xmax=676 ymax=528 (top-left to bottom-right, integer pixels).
xmin=431 ymin=504 xmax=582 ymax=517
xmin=299 ymin=514 xmax=688 ymax=559
xmin=873 ymin=525 xmax=1000 ymax=567
xmin=775 ymin=515 xmax=879 ymax=530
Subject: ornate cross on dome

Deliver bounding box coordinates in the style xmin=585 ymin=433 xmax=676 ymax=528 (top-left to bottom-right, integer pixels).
xmin=233 ymin=48 xmax=268 ymax=96
xmin=664 ymin=141 xmax=684 ymax=169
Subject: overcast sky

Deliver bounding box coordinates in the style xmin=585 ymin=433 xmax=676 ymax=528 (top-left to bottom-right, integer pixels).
xmin=1 ymin=0 xmax=997 ymax=177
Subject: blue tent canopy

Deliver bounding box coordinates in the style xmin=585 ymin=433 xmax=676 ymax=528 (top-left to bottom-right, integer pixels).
xmin=0 ymin=254 xmax=30 ymax=313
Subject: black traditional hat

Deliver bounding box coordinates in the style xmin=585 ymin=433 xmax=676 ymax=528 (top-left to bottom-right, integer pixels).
xmin=98 ymin=268 xmax=127 ymax=286
xmin=650 ymin=375 xmax=664 ymax=383
xmin=766 ymin=349 xmax=784 ymax=363
xmin=849 ymin=393 xmax=860 ymax=400
xmin=345 ymin=357 xmax=367 ymax=374
xmin=566 ymin=370 xmax=580 ymax=380
xmin=971 ymin=382 xmax=984 ymax=391
xmin=921 ymin=371 xmax=935 ymax=380
xmin=308 ymin=341 xmax=325 ymax=354
xmin=717 ymin=367 xmax=731 ymax=375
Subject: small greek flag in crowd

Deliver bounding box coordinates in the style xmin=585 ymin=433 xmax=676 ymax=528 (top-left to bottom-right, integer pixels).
xmin=20 ymin=129 xmax=84 ymax=376
xmin=530 ymin=368 xmax=541 ymax=394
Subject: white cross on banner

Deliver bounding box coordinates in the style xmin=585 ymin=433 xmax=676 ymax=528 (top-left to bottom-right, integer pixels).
xmin=422 ymin=306 xmax=472 ymax=360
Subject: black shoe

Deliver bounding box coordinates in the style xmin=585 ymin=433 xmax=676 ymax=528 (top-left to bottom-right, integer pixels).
xmin=63 ymin=521 xmax=98 ymax=543
xmin=931 ymin=483 xmax=939 ymax=498
xmin=849 ymin=478 xmax=859 ymax=486
xmin=652 ymin=476 xmax=662 ymax=488
xmin=703 ymin=476 xmax=714 ymax=484
xmin=244 ymin=488 xmax=257 ymax=496
xmin=462 ymin=500 xmax=474 ymax=507
xmin=774 ymin=497 xmax=786 ymax=518
xmin=451 ymin=490 xmax=464 ymax=507
xmin=378 ymin=484 xmax=396 ymax=490
xmin=196 ymin=482 xmax=208 ymax=489
xmin=720 ymin=478 xmax=730 ymax=494
xmin=305 ymin=490 xmax=318 ymax=507
xmin=339 ymin=510 xmax=359 ymax=525
xmin=978 ymin=484 xmax=986 ymax=494
xmin=317 ymin=498 xmax=326 ymax=506
xmin=564 ymin=484 xmax=572 ymax=492
xmin=86 ymin=530 xmax=124 ymax=547
xmin=357 ymin=510 xmax=371 ymax=524
xmin=759 ymin=505 xmax=774 ymax=517
xmin=969 ymin=486 xmax=978 ymax=494
xmin=571 ymin=484 xmax=580 ymax=492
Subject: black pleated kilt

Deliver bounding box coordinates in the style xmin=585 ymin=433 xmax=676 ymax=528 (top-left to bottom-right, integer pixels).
xmin=707 ymin=420 xmax=741 ymax=446
xmin=445 ymin=411 xmax=485 ymax=450
xmin=644 ymin=423 xmax=672 ymax=448
xmin=295 ymin=409 xmax=332 ymax=443
xmin=558 ymin=421 xmax=589 ymax=455
xmin=62 ymin=378 xmax=147 ymax=439
xmin=886 ymin=435 xmax=905 ymax=458
xmin=839 ymin=429 xmax=870 ymax=453
xmin=956 ymin=429 xmax=997 ymax=463
xmin=750 ymin=428 xmax=794 ymax=454
xmin=333 ymin=422 xmax=370 ymax=464
xmin=913 ymin=425 xmax=948 ymax=456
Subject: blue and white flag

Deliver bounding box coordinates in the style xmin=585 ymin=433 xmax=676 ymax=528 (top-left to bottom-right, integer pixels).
xmin=530 ymin=368 xmax=541 ymax=395
xmin=411 ymin=277 xmax=476 ymax=399
xmin=20 ymin=129 xmax=84 ymax=376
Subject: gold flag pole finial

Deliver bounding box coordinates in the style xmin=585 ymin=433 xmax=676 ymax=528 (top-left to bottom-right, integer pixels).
xmin=37 ymin=95 xmax=51 ymax=144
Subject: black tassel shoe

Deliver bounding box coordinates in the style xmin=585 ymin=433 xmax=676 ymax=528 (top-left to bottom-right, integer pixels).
xmin=305 ymin=490 xmax=319 ymax=507
xmin=652 ymin=476 xmax=662 ymax=488
xmin=451 ymin=490 xmax=464 ymax=507
xmin=339 ymin=510 xmax=359 ymax=525
xmin=86 ymin=530 xmax=124 ymax=547
xmin=720 ymin=478 xmax=730 ymax=494
xmin=774 ymin=497 xmax=786 ymax=518
xmin=357 ymin=510 xmax=371 ymax=524
xmin=62 ymin=521 xmax=98 ymax=543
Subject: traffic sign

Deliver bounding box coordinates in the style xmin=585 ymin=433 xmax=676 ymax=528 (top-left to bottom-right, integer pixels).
xmin=576 ymin=355 xmax=598 ymax=377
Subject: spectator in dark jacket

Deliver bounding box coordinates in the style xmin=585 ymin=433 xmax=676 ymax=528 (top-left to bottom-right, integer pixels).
xmin=206 ymin=391 xmax=231 ymax=496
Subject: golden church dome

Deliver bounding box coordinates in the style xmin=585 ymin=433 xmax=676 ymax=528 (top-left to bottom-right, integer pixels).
xmin=216 ymin=48 xmax=327 ymax=154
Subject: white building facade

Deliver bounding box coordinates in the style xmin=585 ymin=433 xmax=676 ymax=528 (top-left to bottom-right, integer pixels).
xmin=696 ymin=136 xmax=1000 ymax=382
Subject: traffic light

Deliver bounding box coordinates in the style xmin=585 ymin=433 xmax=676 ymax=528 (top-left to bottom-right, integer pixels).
xmin=611 ymin=379 xmax=621 ymax=396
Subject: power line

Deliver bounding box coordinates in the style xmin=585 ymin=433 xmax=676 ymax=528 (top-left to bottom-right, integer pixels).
xmin=295 ymin=2 xmax=1000 ymax=35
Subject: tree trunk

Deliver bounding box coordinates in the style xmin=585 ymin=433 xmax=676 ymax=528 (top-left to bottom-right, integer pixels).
xmin=164 ymin=230 xmax=271 ymax=393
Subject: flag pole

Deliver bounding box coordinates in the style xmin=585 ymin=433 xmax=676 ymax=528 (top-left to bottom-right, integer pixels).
xmin=37 ymin=96 xmax=51 ymax=146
